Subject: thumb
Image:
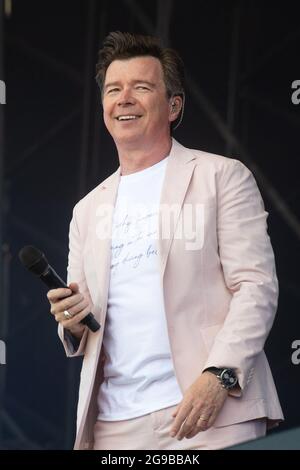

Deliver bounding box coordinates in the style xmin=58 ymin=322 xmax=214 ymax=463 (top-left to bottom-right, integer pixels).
xmin=68 ymin=282 xmax=79 ymax=293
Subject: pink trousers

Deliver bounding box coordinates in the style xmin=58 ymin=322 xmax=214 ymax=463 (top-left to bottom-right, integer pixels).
xmin=93 ymin=404 xmax=266 ymax=450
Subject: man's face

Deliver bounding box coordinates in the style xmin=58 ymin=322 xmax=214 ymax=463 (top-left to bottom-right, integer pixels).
xmin=102 ymin=56 xmax=175 ymax=149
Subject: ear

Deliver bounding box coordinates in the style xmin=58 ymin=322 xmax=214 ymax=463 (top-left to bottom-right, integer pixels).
xmin=169 ymin=96 xmax=183 ymax=123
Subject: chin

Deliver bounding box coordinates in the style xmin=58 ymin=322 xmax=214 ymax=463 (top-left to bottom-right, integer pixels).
xmin=115 ymin=133 xmax=144 ymax=146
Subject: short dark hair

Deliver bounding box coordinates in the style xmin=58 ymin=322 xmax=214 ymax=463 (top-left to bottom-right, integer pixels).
xmin=95 ymin=31 xmax=185 ymax=99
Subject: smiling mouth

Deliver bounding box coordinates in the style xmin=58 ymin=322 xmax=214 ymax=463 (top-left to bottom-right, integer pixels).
xmin=116 ymin=115 xmax=142 ymax=121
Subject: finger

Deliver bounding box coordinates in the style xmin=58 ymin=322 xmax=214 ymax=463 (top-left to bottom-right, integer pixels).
xmin=176 ymin=408 xmax=202 ymax=439
xmin=55 ymin=307 xmax=85 ymax=323
xmin=64 ymin=297 xmax=89 ymax=318
xmin=186 ymin=415 xmax=212 ymax=438
xmin=169 ymin=402 xmax=192 ymax=437
xmin=51 ymin=294 xmax=85 ymax=320
xmin=176 ymin=417 xmax=193 ymax=440
xmin=68 ymin=282 xmax=79 ymax=293
xmin=177 ymin=405 xmax=212 ymax=439
xmin=196 ymin=417 xmax=210 ymax=432
xmin=206 ymin=409 xmax=219 ymax=429
xmin=60 ymin=306 xmax=91 ymax=327
xmin=185 ymin=415 xmax=211 ymax=439
xmin=56 ymin=301 xmax=86 ymax=323
xmin=60 ymin=293 xmax=84 ymax=312
xmin=186 ymin=425 xmax=202 ymax=439
xmin=47 ymin=288 xmax=72 ymax=303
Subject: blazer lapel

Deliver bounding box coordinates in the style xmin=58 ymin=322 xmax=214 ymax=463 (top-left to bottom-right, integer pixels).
xmin=158 ymin=139 xmax=197 ymax=278
xmin=91 ymin=168 xmax=120 ymax=323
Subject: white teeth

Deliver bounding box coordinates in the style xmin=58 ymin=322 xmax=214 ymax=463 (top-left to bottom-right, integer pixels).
xmin=117 ymin=115 xmax=139 ymax=121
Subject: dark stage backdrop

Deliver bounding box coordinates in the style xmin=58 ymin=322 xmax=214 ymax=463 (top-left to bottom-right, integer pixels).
xmin=0 ymin=0 xmax=299 ymax=449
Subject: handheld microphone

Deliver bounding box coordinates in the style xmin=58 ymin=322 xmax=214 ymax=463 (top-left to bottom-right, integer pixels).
xmin=18 ymin=245 xmax=100 ymax=332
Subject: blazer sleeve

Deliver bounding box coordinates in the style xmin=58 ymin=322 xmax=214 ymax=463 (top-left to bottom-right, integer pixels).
xmin=58 ymin=204 xmax=91 ymax=357
xmin=202 ymin=159 xmax=279 ymax=394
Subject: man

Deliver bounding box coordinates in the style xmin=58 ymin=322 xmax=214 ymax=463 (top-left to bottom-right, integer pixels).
xmin=47 ymin=31 xmax=283 ymax=450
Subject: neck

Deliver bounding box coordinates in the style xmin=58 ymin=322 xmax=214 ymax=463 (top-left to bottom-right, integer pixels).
xmin=116 ymin=135 xmax=172 ymax=176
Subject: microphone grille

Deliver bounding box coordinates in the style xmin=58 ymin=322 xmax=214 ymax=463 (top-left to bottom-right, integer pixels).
xmin=19 ymin=245 xmax=48 ymax=275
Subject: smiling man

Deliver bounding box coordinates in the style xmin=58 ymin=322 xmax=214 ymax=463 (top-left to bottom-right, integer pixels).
xmin=47 ymin=31 xmax=283 ymax=450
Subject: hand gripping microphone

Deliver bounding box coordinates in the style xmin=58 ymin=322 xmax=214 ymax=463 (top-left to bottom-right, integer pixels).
xmin=18 ymin=245 xmax=100 ymax=332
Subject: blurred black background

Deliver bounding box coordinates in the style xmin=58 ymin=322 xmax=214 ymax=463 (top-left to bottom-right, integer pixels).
xmin=0 ymin=0 xmax=299 ymax=449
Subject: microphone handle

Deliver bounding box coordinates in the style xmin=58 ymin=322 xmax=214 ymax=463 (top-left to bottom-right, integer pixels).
xmin=41 ymin=265 xmax=101 ymax=332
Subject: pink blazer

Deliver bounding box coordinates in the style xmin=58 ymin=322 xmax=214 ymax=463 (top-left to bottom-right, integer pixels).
xmin=59 ymin=138 xmax=283 ymax=450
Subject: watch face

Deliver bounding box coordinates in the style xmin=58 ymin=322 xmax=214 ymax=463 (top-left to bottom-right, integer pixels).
xmin=220 ymin=369 xmax=238 ymax=389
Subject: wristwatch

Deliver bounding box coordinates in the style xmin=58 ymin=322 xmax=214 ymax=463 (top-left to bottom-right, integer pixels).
xmin=204 ymin=367 xmax=238 ymax=390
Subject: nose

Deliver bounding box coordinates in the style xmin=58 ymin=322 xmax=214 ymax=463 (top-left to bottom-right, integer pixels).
xmin=117 ymin=87 xmax=135 ymax=107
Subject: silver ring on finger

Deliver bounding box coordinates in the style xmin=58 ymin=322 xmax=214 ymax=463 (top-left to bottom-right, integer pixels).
xmin=63 ymin=310 xmax=73 ymax=319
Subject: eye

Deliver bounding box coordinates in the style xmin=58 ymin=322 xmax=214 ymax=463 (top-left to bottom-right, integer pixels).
xmin=107 ymin=88 xmax=119 ymax=94
xmin=136 ymin=85 xmax=149 ymax=91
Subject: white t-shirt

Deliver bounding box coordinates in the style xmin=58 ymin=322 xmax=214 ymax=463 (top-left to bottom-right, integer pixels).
xmin=97 ymin=156 xmax=183 ymax=420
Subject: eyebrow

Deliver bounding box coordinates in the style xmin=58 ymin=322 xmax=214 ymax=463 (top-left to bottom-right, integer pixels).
xmin=104 ymin=80 xmax=156 ymax=91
